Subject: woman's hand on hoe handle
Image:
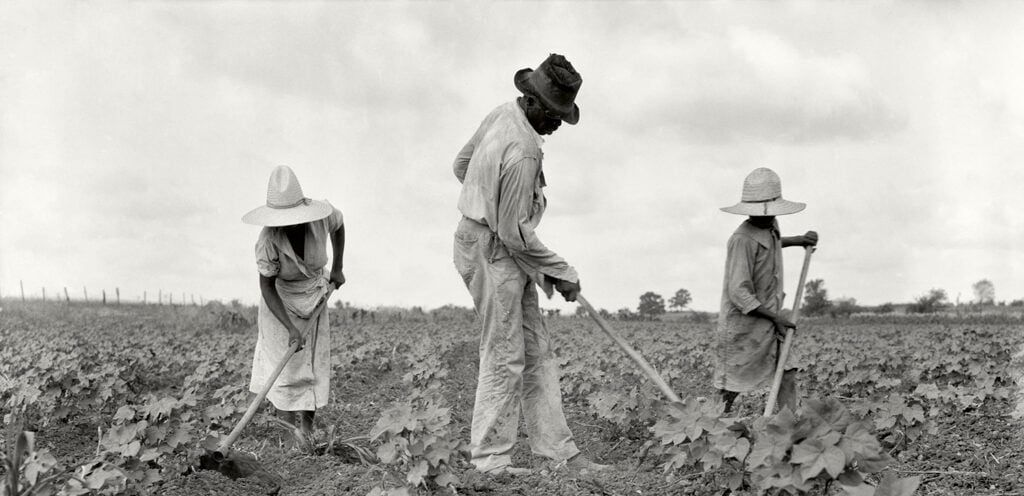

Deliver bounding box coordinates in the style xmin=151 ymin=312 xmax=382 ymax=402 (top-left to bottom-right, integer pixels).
xmin=288 ymin=326 xmax=305 ymax=352
xmin=261 ymin=274 xmax=308 ymax=352
xmin=329 ymin=267 xmax=346 ymax=289
xmin=295 ymin=282 xmax=338 ymax=351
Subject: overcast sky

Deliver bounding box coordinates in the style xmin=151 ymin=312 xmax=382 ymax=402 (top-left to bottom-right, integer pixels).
xmin=1 ymin=1 xmax=1021 ymax=313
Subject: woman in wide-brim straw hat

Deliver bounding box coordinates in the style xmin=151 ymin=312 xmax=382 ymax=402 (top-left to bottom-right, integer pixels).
xmin=242 ymin=165 xmax=345 ymax=440
xmin=713 ymin=167 xmax=817 ymax=415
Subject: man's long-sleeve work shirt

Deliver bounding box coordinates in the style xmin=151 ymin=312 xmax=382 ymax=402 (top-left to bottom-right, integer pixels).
xmin=453 ymin=101 xmax=578 ymax=296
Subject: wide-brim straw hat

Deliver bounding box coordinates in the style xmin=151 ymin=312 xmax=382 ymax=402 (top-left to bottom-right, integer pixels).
xmin=720 ymin=167 xmax=806 ymax=216
xmin=242 ymin=166 xmax=332 ymax=226
xmin=514 ymin=53 xmax=581 ymax=125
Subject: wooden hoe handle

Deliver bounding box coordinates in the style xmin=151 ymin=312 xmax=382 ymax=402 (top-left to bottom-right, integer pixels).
xmin=577 ymin=295 xmax=682 ymax=403
xmin=763 ymin=247 xmax=815 ymax=417
xmin=216 ymin=289 xmax=334 ymax=453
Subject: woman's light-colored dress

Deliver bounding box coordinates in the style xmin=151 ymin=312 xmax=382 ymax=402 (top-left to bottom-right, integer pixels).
xmin=249 ymin=203 xmax=343 ymax=411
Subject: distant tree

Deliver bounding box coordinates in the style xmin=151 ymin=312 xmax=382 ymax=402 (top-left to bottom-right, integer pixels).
xmin=546 ymin=309 xmax=561 ymax=317
xmin=637 ymin=292 xmax=666 ymax=320
xmin=803 ymin=279 xmax=832 ymax=316
xmin=1010 ymin=299 xmax=1024 ymax=308
xmin=598 ymin=308 xmax=612 ymax=319
xmin=669 ymin=288 xmax=692 ymax=311
xmin=973 ymin=279 xmax=995 ymax=305
xmin=616 ymin=307 xmax=638 ymax=321
xmin=909 ymin=288 xmax=948 ymax=314
xmin=575 ymin=305 xmax=588 ymax=318
xmin=830 ymin=297 xmax=860 ymax=318
xmin=873 ymin=302 xmax=895 ymax=314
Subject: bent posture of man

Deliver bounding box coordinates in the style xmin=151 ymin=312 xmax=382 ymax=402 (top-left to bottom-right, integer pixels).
xmin=452 ymin=53 xmax=608 ymax=475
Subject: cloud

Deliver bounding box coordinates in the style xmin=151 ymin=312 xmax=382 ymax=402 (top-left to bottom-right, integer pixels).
xmin=2 ymin=2 xmax=1023 ymax=312
xmin=158 ymin=4 xmax=471 ymax=116
xmin=609 ymin=26 xmax=906 ymax=144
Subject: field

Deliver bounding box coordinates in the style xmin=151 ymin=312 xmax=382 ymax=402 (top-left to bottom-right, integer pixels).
xmin=1 ymin=301 xmax=1022 ymax=496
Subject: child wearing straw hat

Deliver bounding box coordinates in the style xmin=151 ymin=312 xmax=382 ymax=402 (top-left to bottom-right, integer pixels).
xmin=242 ymin=165 xmax=345 ymax=441
xmin=714 ymin=167 xmax=817 ymax=414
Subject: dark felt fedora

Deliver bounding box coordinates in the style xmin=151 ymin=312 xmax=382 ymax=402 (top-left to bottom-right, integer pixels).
xmin=514 ymin=53 xmax=581 ymax=125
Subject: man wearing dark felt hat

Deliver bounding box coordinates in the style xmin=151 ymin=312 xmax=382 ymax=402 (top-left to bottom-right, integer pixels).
xmin=451 ymin=53 xmax=608 ymax=475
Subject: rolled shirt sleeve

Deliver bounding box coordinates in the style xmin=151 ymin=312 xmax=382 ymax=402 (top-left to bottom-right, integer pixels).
xmin=255 ymin=228 xmax=281 ymax=278
xmin=724 ymin=234 xmax=762 ymax=314
xmin=496 ymin=156 xmax=578 ymax=297
xmin=453 ymin=140 xmax=474 ymax=184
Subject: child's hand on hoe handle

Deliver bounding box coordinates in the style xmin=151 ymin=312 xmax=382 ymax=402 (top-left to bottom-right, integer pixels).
xmin=765 ymin=230 xmax=818 ymax=339
xmin=783 ymin=231 xmax=819 ymax=248
xmin=772 ymin=314 xmax=797 ymax=340
xmin=749 ymin=305 xmax=797 ymax=341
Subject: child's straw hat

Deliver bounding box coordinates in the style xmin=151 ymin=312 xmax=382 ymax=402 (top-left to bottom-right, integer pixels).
xmin=720 ymin=168 xmax=806 ymax=216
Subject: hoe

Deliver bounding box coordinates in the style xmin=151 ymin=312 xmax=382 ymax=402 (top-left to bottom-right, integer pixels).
xmin=198 ymin=289 xmax=334 ymax=488
xmin=577 ymin=245 xmax=815 ymax=417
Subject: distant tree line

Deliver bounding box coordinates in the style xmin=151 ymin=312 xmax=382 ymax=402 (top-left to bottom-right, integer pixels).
xmin=572 ymin=287 xmax=698 ymax=322
xmin=801 ymin=278 xmax=1019 ymax=318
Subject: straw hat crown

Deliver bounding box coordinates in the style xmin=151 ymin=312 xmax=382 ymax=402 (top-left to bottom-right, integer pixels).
xmin=266 ymin=166 xmax=307 ymax=208
xmin=742 ymin=168 xmax=783 ymax=202
xmin=242 ymin=166 xmax=332 ymax=226
xmin=720 ymin=167 xmax=806 ymax=216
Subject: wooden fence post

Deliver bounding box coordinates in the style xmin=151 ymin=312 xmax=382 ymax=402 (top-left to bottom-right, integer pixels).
xmin=20 ymin=280 xmax=25 ymax=302
xmin=84 ymin=286 xmax=89 ymax=303
xmin=116 ymin=288 xmax=120 ymax=305
xmin=102 ymin=289 xmax=107 ymax=305
xmin=64 ymin=287 xmax=70 ymax=304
